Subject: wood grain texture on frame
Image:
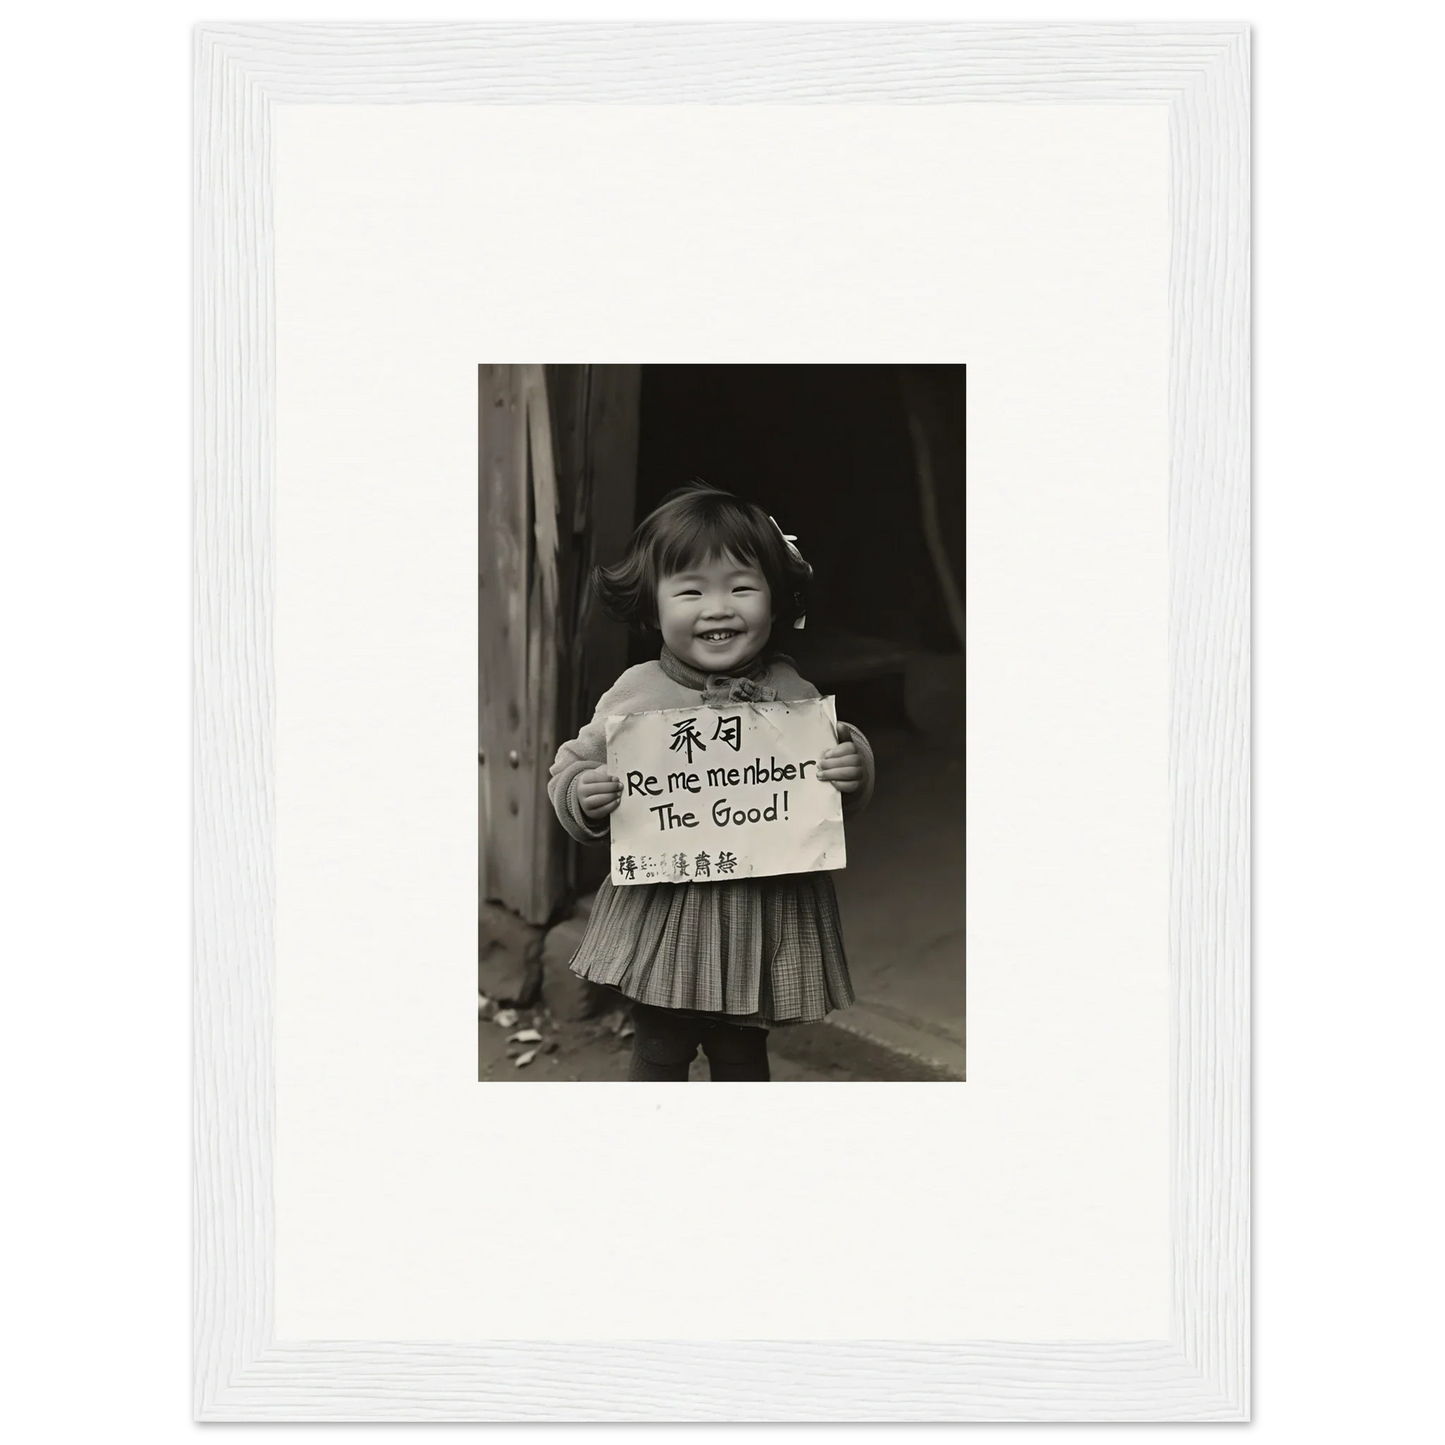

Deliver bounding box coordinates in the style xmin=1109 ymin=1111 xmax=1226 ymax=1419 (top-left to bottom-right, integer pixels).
xmin=194 ymin=22 xmax=1249 ymax=1421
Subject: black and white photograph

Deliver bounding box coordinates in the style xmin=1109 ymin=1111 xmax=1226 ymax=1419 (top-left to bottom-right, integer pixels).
xmin=478 ymin=364 xmax=967 ymax=1081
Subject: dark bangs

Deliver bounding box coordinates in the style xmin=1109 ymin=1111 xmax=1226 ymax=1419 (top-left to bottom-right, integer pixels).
xmin=592 ymin=482 xmax=812 ymax=632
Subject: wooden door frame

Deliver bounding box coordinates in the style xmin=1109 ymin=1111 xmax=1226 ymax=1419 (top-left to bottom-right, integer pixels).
xmin=479 ymin=364 xmax=640 ymax=926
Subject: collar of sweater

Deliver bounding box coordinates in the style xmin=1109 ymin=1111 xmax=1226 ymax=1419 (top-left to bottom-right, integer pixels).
xmin=657 ymin=644 xmax=788 ymax=696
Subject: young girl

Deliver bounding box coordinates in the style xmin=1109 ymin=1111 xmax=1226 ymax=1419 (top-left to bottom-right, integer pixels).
xmin=548 ymin=482 xmax=875 ymax=1081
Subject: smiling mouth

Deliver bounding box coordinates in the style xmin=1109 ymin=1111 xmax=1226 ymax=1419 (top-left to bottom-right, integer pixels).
xmin=697 ymin=629 xmax=741 ymax=644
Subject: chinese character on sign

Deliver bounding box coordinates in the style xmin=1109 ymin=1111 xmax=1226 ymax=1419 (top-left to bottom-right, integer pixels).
xmin=693 ymin=851 xmax=711 ymax=878
xmin=617 ymin=855 xmax=637 ymax=881
xmin=672 ymin=852 xmax=690 ymax=877
xmin=668 ymin=717 xmax=707 ymax=766
xmin=711 ymin=714 xmax=742 ymax=751
xmin=716 ymin=851 xmax=738 ymax=875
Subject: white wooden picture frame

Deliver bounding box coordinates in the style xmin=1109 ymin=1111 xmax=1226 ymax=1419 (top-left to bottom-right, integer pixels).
xmin=194 ymin=23 xmax=1249 ymax=1421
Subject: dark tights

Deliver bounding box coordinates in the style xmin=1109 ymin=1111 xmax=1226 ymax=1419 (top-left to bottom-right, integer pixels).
xmin=627 ymin=1001 xmax=771 ymax=1082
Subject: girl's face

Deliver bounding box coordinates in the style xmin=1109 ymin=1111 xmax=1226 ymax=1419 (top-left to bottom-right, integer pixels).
xmin=656 ymin=552 xmax=773 ymax=674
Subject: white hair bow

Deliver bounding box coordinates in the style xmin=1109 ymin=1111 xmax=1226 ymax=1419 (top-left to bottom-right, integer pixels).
xmin=769 ymin=515 xmax=810 ymax=630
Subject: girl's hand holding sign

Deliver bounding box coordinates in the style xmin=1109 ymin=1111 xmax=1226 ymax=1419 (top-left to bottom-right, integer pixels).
xmin=576 ymin=767 xmax=622 ymax=819
xmin=604 ymin=697 xmax=847 ymax=884
xmin=817 ymin=739 xmax=865 ymax=793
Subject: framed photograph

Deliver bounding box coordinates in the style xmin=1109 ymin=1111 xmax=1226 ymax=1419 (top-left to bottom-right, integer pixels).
xmin=195 ymin=22 xmax=1249 ymax=1420
xmin=475 ymin=362 xmax=970 ymax=1085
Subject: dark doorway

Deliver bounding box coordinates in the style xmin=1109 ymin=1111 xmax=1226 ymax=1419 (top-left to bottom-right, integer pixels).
xmin=634 ymin=365 xmax=964 ymax=717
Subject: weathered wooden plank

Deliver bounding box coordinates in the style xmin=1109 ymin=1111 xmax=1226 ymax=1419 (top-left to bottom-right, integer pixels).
xmin=480 ymin=364 xmax=641 ymax=922
xmin=477 ymin=369 xmax=496 ymax=910
xmin=521 ymin=365 xmax=565 ymax=922
xmin=541 ymin=365 xmax=591 ymax=902
xmin=478 ymin=365 xmax=537 ymax=919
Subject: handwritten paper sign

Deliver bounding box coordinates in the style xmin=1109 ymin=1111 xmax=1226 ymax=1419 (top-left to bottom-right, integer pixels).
xmin=603 ymin=697 xmax=846 ymax=885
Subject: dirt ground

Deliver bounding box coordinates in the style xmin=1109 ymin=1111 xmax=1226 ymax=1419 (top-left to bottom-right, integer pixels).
xmin=478 ymin=998 xmax=951 ymax=1082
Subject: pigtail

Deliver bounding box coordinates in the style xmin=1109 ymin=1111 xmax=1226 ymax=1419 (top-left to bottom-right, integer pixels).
xmin=591 ymin=551 xmax=654 ymax=630
xmin=768 ymin=515 xmax=812 ymax=630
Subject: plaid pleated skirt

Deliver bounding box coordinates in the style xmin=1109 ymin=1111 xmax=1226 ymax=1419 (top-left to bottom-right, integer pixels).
xmin=569 ymin=873 xmax=856 ymax=1027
